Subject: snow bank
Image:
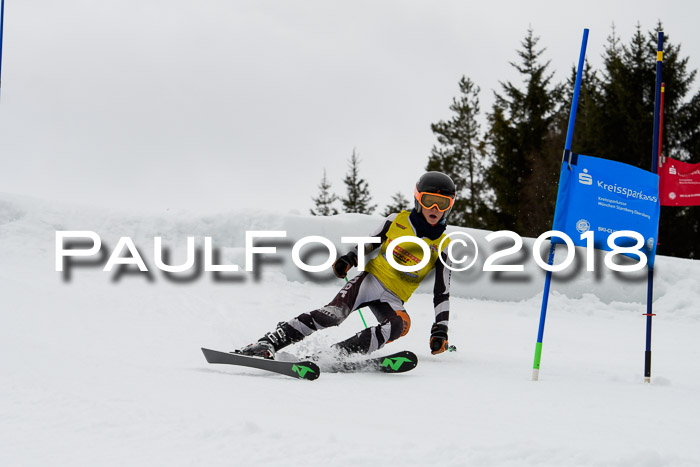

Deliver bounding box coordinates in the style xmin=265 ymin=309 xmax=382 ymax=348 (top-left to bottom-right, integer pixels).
xmin=2 ymin=192 xmax=695 ymax=307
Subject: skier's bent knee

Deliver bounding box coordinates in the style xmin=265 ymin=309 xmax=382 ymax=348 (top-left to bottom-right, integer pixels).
xmin=387 ymin=310 xmax=411 ymax=343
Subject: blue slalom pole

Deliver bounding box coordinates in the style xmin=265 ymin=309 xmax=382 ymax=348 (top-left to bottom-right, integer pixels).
xmin=565 ymin=28 xmax=589 ymax=152
xmin=0 ymin=0 xmax=5 ymax=98
xmin=644 ymin=31 xmax=663 ymax=383
xmin=651 ymin=32 xmax=663 ymax=176
xmin=532 ymin=29 xmax=589 ymax=381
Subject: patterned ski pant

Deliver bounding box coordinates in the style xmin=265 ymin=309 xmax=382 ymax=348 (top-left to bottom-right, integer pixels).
xmin=286 ymin=272 xmax=411 ymax=354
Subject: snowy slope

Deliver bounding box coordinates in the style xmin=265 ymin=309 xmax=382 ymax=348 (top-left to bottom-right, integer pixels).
xmin=1 ymin=192 xmax=700 ymax=467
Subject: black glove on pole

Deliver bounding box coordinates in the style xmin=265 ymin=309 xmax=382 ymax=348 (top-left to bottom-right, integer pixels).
xmin=430 ymin=323 xmax=448 ymax=355
xmin=332 ymin=251 xmax=358 ymax=279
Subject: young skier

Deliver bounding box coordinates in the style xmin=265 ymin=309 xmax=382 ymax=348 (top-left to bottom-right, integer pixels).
xmin=238 ymin=171 xmax=456 ymax=360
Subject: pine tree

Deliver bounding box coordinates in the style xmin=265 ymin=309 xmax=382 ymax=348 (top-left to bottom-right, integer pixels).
xmin=428 ymin=76 xmax=488 ymax=228
xmin=341 ymin=149 xmax=377 ymax=214
xmin=310 ymin=169 xmax=339 ymax=216
xmin=591 ymin=23 xmax=700 ymax=258
xmin=485 ymin=27 xmax=564 ymax=236
xmin=596 ymin=23 xmax=656 ymax=169
xmin=560 ymin=59 xmax=602 ymax=157
xmin=383 ymin=192 xmax=410 ymax=216
xmin=644 ymin=24 xmax=700 ymax=259
xmin=646 ymin=22 xmax=700 ymax=164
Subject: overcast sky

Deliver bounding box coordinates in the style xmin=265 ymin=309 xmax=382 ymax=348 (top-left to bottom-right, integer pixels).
xmin=1 ymin=0 xmax=698 ymax=215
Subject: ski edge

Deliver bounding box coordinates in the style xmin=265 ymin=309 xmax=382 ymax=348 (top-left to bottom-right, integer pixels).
xmin=201 ymin=348 xmax=320 ymax=381
xmin=325 ymin=350 xmax=418 ymax=374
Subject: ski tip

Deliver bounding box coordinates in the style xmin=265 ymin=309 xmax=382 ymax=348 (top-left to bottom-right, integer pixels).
xmin=201 ymin=347 xmax=218 ymax=363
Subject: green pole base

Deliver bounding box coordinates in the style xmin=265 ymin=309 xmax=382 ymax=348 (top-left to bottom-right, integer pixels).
xmin=532 ymin=342 xmax=543 ymax=381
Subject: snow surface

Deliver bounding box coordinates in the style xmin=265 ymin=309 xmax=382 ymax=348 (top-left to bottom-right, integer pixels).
xmin=2 ymin=192 xmax=700 ymax=467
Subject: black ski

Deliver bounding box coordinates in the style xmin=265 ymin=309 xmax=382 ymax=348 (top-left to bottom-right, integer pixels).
xmin=325 ymin=350 xmax=418 ymax=374
xmin=201 ymin=348 xmax=320 ymax=381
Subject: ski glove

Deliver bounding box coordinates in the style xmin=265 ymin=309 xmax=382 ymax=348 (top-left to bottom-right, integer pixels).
xmin=430 ymin=323 xmax=449 ymax=355
xmin=332 ymin=251 xmax=358 ymax=279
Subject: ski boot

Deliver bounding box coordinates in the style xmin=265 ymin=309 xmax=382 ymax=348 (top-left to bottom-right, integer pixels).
xmin=331 ymin=329 xmax=372 ymax=358
xmin=236 ymin=321 xmax=298 ymax=360
xmin=235 ymin=340 xmax=276 ymax=360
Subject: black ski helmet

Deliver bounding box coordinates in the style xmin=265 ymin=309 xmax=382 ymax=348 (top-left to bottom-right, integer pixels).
xmin=414 ymin=171 xmax=456 ymax=216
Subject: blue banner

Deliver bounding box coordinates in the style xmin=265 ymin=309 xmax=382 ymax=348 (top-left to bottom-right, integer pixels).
xmin=552 ymin=154 xmax=661 ymax=266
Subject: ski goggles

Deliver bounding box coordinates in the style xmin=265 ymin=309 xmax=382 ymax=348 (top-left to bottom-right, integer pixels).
xmin=414 ymin=188 xmax=455 ymax=212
